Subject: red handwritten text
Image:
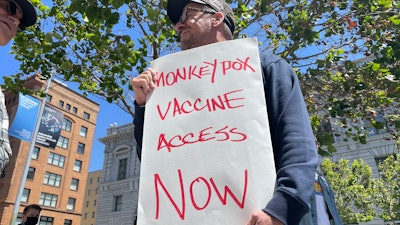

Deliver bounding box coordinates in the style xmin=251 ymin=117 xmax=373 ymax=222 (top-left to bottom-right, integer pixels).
xmin=157 ymin=89 xmax=245 ymax=120
xmin=156 ymin=57 xmax=256 ymax=87
xmin=154 ymin=169 xmax=248 ymax=220
xmin=157 ymin=125 xmax=247 ymax=152
xmin=221 ymin=57 xmax=255 ymax=75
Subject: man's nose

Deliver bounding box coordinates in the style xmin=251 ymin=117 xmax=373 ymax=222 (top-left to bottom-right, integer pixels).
xmin=9 ymin=15 xmax=20 ymax=28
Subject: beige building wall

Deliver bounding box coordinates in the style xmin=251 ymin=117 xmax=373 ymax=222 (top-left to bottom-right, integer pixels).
xmin=0 ymin=74 xmax=99 ymax=225
xmin=81 ymin=170 xmax=102 ymax=225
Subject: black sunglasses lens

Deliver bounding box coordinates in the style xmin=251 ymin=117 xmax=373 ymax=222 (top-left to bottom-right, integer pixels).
xmin=9 ymin=1 xmax=17 ymax=15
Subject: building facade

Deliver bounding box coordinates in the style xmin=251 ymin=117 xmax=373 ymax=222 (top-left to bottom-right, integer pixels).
xmin=96 ymin=123 xmax=140 ymax=225
xmin=81 ymin=170 xmax=102 ymax=225
xmin=0 ymin=74 xmax=99 ymax=225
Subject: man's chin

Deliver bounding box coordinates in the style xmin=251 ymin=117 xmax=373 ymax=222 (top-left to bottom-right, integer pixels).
xmin=180 ymin=41 xmax=190 ymax=51
xmin=0 ymin=36 xmax=11 ymax=46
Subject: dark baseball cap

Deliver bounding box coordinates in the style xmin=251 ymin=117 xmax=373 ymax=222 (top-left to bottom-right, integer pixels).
xmin=167 ymin=0 xmax=235 ymax=34
xmin=14 ymin=0 xmax=37 ymax=30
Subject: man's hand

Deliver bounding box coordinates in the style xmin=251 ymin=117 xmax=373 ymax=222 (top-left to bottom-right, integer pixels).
xmin=131 ymin=68 xmax=157 ymax=106
xmin=246 ymin=210 xmax=283 ymax=225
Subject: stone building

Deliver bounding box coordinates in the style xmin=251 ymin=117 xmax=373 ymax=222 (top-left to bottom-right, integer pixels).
xmin=96 ymin=123 xmax=140 ymax=225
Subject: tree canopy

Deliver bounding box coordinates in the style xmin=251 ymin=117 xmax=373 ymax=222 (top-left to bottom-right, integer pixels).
xmin=322 ymin=155 xmax=400 ymax=224
xmin=3 ymin=0 xmax=400 ymax=151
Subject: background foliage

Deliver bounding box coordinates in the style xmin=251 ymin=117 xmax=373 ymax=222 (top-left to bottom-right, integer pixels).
xmin=322 ymin=156 xmax=400 ymax=224
xmin=4 ymin=0 xmax=399 ymax=152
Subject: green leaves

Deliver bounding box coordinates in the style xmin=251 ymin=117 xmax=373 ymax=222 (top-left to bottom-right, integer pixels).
xmin=322 ymin=156 xmax=400 ymax=223
xmin=375 ymin=154 xmax=400 ymax=222
xmin=3 ymin=0 xmax=399 ymax=145
xmin=322 ymin=158 xmax=375 ymax=223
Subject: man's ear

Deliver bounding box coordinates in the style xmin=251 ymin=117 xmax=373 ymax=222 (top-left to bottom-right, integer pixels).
xmin=213 ymin=12 xmax=225 ymax=26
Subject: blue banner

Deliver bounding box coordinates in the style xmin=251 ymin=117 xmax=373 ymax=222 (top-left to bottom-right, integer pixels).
xmin=35 ymin=105 xmax=63 ymax=149
xmin=9 ymin=93 xmax=40 ymax=142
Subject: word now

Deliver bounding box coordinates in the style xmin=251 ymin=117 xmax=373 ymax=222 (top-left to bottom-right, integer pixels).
xmin=157 ymin=125 xmax=247 ymax=152
xmin=157 ymin=89 xmax=245 ymax=120
xmin=156 ymin=57 xmax=256 ymax=87
xmin=154 ymin=169 xmax=249 ymax=220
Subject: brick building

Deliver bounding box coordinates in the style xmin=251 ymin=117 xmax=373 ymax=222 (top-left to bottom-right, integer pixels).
xmin=0 ymin=74 xmax=99 ymax=225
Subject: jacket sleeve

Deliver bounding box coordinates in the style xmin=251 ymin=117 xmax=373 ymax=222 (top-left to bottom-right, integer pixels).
xmin=0 ymin=89 xmax=11 ymax=174
xmin=133 ymin=101 xmax=145 ymax=160
xmin=260 ymin=53 xmax=318 ymax=225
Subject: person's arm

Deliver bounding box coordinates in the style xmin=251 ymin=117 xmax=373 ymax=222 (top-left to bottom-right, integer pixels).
xmin=131 ymin=68 xmax=157 ymax=160
xmin=260 ymin=53 xmax=318 ymax=225
xmin=133 ymin=102 xmax=145 ymax=160
xmin=0 ymin=90 xmax=12 ymax=174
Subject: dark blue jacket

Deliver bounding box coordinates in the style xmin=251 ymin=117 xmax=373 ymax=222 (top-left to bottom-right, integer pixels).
xmin=134 ymin=51 xmax=318 ymax=225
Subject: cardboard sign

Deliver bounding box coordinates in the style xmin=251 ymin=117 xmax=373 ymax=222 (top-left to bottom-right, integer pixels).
xmin=137 ymin=38 xmax=276 ymax=225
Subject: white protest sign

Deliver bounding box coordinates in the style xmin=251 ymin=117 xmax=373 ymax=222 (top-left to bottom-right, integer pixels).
xmin=137 ymin=37 xmax=276 ymax=225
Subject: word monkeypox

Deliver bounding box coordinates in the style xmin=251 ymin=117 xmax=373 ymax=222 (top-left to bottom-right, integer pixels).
xmin=156 ymin=57 xmax=256 ymax=86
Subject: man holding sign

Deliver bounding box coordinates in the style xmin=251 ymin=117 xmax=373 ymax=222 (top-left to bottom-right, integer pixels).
xmin=131 ymin=1 xmax=318 ymax=225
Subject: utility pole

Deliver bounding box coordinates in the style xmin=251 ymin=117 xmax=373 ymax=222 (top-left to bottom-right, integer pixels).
xmin=10 ymin=76 xmax=52 ymax=225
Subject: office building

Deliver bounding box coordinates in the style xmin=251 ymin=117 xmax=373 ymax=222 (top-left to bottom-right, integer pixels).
xmin=0 ymin=74 xmax=99 ymax=225
xmin=81 ymin=170 xmax=102 ymax=225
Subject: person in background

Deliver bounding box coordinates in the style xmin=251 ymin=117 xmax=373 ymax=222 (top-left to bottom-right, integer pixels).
xmin=131 ymin=0 xmax=318 ymax=224
xmin=19 ymin=204 xmax=42 ymax=225
xmin=0 ymin=0 xmax=37 ymax=174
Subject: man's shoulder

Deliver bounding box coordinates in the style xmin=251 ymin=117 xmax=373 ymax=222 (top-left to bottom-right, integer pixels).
xmin=258 ymin=50 xmax=286 ymax=68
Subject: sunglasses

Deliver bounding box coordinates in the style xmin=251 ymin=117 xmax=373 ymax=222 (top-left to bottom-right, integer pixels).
xmin=8 ymin=0 xmax=18 ymax=16
xmin=179 ymin=7 xmax=216 ymax=24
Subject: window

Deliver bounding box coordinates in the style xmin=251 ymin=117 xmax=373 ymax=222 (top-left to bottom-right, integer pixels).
xmin=86 ymin=201 xmax=89 ymax=207
xmin=80 ymin=126 xmax=88 ymax=137
xmin=84 ymin=213 xmax=87 ymax=219
xmin=27 ymin=167 xmax=35 ymax=180
xmin=58 ymin=100 xmax=64 ymax=108
xmin=117 ymin=158 xmax=127 ymax=180
xmin=31 ymin=147 xmax=39 ymax=160
xmin=83 ymin=112 xmax=90 ymax=120
xmin=43 ymin=172 xmax=62 ymax=187
xmin=77 ymin=143 xmax=85 ymax=154
xmin=64 ymin=219 xmax=72 ymax=225
xmin=87 ymin=189 xmax=90 ymax=196
xmin=89 ymin=178 xmax=92 ymax=184
xmin=21 ymin=188 xmax=30 ymax=202
xmin=72 ymin=107 xmax=78 ymax=114
xmin=57 ymin=136 xmax=69 ymax=149
xmin=40 ymin=192 xmax=58 ymax=207
xmin=46 ymin=94 xmax=52 ymax=102
xmin=375 ymin=154 xmax=397 ymax=171
xmin=94 ymin=199 xmax=97 ymax=206
xmin=74 ymin=160 xmax=82 ymax=172
xmin=62 ymin=118 xmax=72 ymax=131
xmin=65 ymin=104 xmax=71 ymax=111
xmin=67 ymin=197 xmax=76 ymax=210
xmin=95 ymin=187 xmax=98 ymax=194
xmin=92 ymin=212 xmax=95 ymax=218
xmin=40 ymin=216 xmax=54 ymax=225
xmin=48 ymin=152 xmax=66 ymax=167
xmin=114 ymin=195 xmax=123 ymax=211
xmin=71 ymin=178 xmax=79 ymax=191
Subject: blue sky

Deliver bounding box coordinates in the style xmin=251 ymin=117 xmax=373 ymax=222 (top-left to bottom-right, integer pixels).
xmin=1 ymin=41 xmax=133 ymax=172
